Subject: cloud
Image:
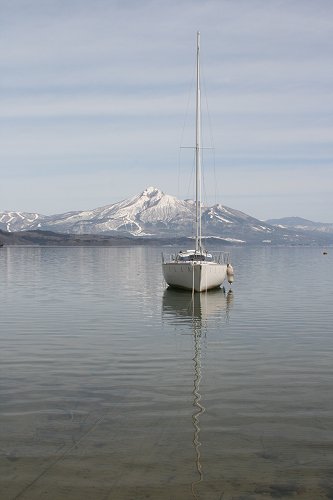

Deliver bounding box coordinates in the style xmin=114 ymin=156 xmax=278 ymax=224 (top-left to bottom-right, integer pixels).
xmin=0 ymin=0 xmax=332 ymax=219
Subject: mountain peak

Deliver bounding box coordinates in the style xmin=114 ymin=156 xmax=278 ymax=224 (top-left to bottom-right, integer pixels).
xmin=141 ymin=186 xmax=163 ymax=198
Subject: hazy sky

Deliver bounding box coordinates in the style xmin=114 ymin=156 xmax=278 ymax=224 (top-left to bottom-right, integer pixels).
xmin=1 ymin=0 xmax=332 ymax=221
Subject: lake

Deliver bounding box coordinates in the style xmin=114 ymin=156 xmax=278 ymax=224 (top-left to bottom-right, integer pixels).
xmin=0 ymin=245 xmax=332 ymax=499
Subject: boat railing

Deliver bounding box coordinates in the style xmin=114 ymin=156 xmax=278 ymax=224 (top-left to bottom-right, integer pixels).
xmin=209 ymin=251 xmax=231 ymax=264
xmin=214 ymin=251 xmax=231 ymax=264
xmin=161 ymin=251 xmax=231 ymax=264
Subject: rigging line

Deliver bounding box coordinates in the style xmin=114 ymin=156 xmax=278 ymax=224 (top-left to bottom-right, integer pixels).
xmin=201 ymin=57 xmax=219 ymax=207
xmin=178 ymin=56 xmax=196 ymax=201
xmin=186 ymin=150 xmax=196 ymax=241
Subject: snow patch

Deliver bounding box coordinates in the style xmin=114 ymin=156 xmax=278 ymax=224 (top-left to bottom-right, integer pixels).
xmin=206 ymin=236 xmax=245 ymax=243
xmin=213 ymin=214 xmax=233 ymax=224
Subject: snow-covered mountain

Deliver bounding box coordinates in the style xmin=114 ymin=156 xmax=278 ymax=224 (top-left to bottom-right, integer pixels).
xmin=0 ymin=187 xmax=195 ymax=235
xmin=0 ymin=187 xmax=271 ymax=241
xmin=1 ymin=187 xmax=332 ymax=245
xmin=266 ymin=217 xmax=333 ymax=234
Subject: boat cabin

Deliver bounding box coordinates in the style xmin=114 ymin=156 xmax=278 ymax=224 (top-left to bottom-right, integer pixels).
xmin=176 ymin=250 xmax=213 ymax=262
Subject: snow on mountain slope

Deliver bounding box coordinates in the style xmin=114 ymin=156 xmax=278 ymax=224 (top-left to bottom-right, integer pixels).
xmin=39 ymin=187 xmax=193 ymax=235
xmin=0 ymin=187 xmax=194 ymax=235
xmin=2 ymin=187 xmax=322 ymax=244
xmin=0 ymin=211 xmax=45 ymax=232
xmin=88 ymin=187 xmax=195 ymax=232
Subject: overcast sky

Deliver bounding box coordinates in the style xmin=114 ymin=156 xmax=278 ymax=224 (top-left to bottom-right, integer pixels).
xmin=1 ymin=0 xmax=332 ymax=221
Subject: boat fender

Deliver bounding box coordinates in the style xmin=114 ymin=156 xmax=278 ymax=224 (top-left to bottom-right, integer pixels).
xmin=226 ymin=263 xmax=234 ymax=284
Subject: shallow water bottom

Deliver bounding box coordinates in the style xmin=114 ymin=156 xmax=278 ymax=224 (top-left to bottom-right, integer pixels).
xmin=2 ymin=405 xmax=333 ymax=499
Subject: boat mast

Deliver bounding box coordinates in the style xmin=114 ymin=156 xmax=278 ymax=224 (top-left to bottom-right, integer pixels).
xmin=195 ymin=31 xmax=202 ymax=253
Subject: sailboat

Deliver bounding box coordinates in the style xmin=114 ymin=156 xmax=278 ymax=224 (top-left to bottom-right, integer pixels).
xmin=162 ymin=32 xmax=234 ymax=292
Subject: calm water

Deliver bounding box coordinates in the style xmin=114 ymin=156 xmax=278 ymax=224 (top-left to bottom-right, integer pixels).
xmin=0 ymin=245 xmax=333 ymax=500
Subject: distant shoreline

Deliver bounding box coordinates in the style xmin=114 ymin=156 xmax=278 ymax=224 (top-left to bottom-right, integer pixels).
xmin=0 ymin=229 xmax=331 ymax=247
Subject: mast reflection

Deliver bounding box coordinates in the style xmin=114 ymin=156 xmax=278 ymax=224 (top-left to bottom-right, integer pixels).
xmin=191 ymin=312 xmax=204 ymax=498
xmin=162 ymin=287 xmax=233 ymax=498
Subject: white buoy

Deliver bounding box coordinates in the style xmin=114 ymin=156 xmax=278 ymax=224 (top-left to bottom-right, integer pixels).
xmin=226 ymin=263 xmax=234 ymax=284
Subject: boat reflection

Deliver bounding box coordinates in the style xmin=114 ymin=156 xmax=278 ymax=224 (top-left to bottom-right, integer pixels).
xmin=162 ymin=287 xmax=233 ymax=326
xmin=162 ymin=287 xmax=233 ymax=498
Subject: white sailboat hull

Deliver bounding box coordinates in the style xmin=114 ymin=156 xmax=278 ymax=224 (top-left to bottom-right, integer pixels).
xmin=162 ymin=261 xmax=227 ymax=292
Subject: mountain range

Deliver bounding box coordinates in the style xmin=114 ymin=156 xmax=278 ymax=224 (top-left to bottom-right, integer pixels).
xmin=1 ymin=187 xmax=332 ymax=246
